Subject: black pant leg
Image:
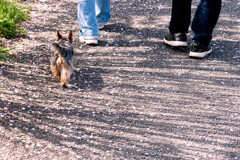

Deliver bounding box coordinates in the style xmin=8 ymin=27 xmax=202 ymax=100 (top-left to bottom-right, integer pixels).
xmin=169 ymin=0 xmax=192 ymax=34
xmin=191 ymin=0 xmax=222 ymax=44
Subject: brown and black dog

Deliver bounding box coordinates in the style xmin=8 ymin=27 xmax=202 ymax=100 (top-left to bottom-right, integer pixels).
xmin=50 ymin=30 xmax=74 ymax=87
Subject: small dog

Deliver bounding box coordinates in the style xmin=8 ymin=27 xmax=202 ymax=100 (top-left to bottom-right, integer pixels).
xmin=50 ymin=30 xmax=74 ymax=87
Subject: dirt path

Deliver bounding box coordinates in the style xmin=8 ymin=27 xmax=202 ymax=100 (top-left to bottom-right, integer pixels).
xmin=0 ymin=0 xmax=240 ymax=159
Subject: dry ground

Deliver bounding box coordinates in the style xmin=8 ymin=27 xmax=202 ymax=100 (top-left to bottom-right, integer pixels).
xmin=0 ymin=0 xmax=240 ymax=159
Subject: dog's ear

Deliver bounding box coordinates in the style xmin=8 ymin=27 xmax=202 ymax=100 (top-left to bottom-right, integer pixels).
xmin=57 ymin=30 xmax=62 ymax=41
xmin=68 ymin=30 xmax=73 ymax=43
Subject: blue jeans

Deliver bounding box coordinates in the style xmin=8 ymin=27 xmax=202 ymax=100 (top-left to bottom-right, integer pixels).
xmin=169 ymin=0 xmax=222 ymax=45
xmin=77 ymin=0 xmax=111 ymax=39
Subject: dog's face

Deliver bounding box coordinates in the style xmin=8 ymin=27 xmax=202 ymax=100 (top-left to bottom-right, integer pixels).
xmin=57 ymin=30 xmax=73 ymax=43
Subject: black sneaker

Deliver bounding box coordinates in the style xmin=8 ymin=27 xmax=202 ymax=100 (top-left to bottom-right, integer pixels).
xmin=189 ymin=41 xmax=212 ymax=58
xmin=164 ymin=33 xmax=187 ymax=47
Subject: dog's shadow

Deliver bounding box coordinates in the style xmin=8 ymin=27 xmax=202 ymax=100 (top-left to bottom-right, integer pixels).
xmin=70 ymin=67 xmax=105 ymax=92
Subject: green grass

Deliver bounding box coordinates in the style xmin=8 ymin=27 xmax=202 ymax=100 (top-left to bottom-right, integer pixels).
xmin=0 ymin=39 xmax=14 ymax=62
xmin=0 ymin=0 xmax=30 ymax=37
xmin=0 ymin=0 xmax=30 ymax=62
xmin=0 ymin=83 xmax=6 ymax=93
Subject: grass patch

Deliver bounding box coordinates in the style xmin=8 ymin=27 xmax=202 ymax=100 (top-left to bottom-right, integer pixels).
xmin=0 ymin=0 xmax=30 ymax=62
xmin=0 ymin=39 xmax=14 ymax=62
xmin=0 ymin=0 xmax=30 ymax=37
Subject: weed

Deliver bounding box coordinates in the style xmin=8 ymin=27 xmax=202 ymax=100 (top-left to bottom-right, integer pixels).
xmin=0 ymin=0 xmax=30 ymax=62
xmin=0 ymin=0 xmax=30 ymax=37
xmin=0 ymin=39 xmax=15 ymax=63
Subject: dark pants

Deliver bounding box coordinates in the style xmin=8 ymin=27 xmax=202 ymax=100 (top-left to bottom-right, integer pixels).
xmin=169 ymin=0 xmax=222 ymax=45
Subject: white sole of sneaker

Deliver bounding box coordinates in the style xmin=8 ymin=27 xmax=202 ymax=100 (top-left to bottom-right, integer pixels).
xmin=79 ymin=37 xmax=98 ymax=45
xmin=98 ymin=25 xmax=104 ymax=30
xmin=164 ymin=38 xmax=187 ymax=47
xmin=189 ymin=48 xmax=212 ymax=58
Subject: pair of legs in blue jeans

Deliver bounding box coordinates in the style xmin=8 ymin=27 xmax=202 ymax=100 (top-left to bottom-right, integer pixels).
xmin=77 ymin=0 xmax=111 ymax=41
xmin=169 ymin=0 xmax=222 ymax=45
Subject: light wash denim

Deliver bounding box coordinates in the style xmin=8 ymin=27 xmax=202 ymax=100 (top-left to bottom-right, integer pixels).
xmin=78 ymin=0 xmax=111 ymax=40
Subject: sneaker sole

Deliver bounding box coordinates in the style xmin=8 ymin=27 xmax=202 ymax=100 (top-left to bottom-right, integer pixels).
xmin=79 ymin=38 xmax=98 ymax=45
xmin=189 ymin=48 xmax=212 ymax=58
xmin=98 ymin=25 xmax=104 ymax=30
xmin=164 ymin=38 xmax=187 ymax=47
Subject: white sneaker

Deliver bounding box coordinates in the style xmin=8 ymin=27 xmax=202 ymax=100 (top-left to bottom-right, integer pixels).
xmin=98 ymin=25 xmax=104 ymax=30
xmin=189 ymin=41 xmax=212 ymax=58
xmin=79 ymin=36 xmax=98 ymax=45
